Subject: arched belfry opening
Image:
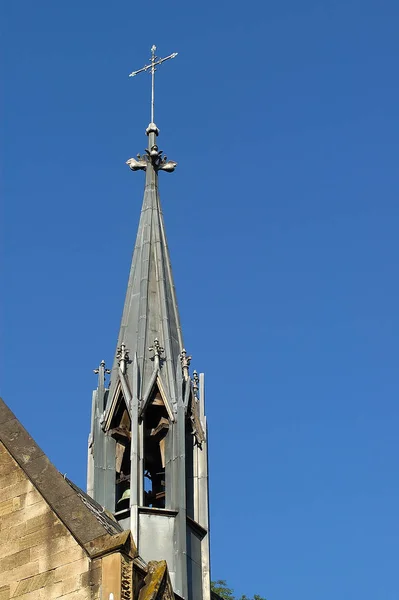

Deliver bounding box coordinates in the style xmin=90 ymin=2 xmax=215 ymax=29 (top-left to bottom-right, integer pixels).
xmin=108 ymin=393 xmax=132 ymax=517
xmin=143 ymin=388 xmax=170 ymax=508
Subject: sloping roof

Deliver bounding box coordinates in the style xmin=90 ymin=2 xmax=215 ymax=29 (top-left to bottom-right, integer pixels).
xmin=106 ymin=125 xmax=184 ymax=413
xmin=65 ymin=476 xmax=122 ymax=536
xmin=0 ymin=397 xmax=126 ymax=552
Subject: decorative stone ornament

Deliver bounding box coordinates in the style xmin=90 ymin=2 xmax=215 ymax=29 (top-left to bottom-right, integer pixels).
xmin=149 ymin=338 xmax=164 ymax=362
xmin=93 ymin=359 xmax=111 ymax=387
xmin=180 ymin=348 xmax=192 ymax=380
xmin=192 ymin=370 xmax=199 ymax=399
xmin=116 ymin=343 xmax=130 ymax=374
xmin=126 ymin=146 xmax=177 ymax=173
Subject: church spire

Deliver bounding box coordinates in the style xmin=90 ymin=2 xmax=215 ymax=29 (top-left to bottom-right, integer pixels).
xmin=106 ymin=117 xmax=181 ymax=418
xmin=105 ymin=45 xmax=181 ymax=418
xmin=87 ymin=48 xmax=210 ymax=600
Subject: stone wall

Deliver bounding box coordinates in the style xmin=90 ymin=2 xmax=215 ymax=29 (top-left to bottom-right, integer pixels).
xmin=0 ymin=441 xmax=102 ymax=600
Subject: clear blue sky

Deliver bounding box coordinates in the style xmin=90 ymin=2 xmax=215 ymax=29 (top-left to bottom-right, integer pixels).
xmin=2 ymin=2 xmax=398 ymax=599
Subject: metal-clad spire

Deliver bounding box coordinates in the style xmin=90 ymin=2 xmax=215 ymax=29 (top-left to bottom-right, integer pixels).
xmin=106 ymin=121 xmax=182 ymax=413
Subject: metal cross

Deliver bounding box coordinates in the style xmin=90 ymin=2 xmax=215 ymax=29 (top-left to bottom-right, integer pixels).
xmin=129 ymin=45 xmax=178 ymax=125
xmin=93 ymin=359 xmax=111 ymax=377
xmin=93 ymin=359 xmax=111 ymax=388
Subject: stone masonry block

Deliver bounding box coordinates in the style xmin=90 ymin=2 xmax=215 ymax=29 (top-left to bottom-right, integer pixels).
xmin=0 ymin=468 xmax=25 ymax=491
xmin=12 ymin=590 xmax=45 ymax=600
xmin=30 ymin=533 xmax=77 ymax=561
xmin=0 ymin=585 xmax=10 ymax=600
xmin=18 ymin=522 xmax=65 ymax=551
xmin=0 ymin=497 xmax=21 ymax=518
xmin=12 ymin=570 xmax=56 ymax=597
xmin=1 ymin=560 xmax=39 ymax=589
xmin=0 ymin=524 xmax=26 ymax=559
xmin=25 ymin=490 xmax=41 ymax=506
xmin=24 ymin=510 xmax=58 ymax=536
xmin=0 ymin=480 xmax=31 ymax=504
xmin=52 ymin=557 xmax=90 ymax=584
xmin=60 ymin=574 xmax=82 ymax=596
xmin=36 ymin=580 xmax=65 ymax=600
xmin=0 ymin=549 xmax=30 ymax=574
xmin=0 ymin=497 xmax=48 ymax=533
xmin=55 ymin=590 xmax=92 ymax=600
xmin=38 ymin=545 xmax=86 ymax=573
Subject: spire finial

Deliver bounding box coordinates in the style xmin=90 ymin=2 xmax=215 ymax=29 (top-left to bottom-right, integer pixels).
xmin=149 ymin=338 xmax=164 ymax=360
xmin=116 ymin=343 xmax=130 ymax=374
xmin=192 ymin=370 xmax=200 ymax=399
xmin=129 ymin=45 xmax=178 ymax=125
xmin=180 ymin=348 xmax=192 ymax=380
xmin=93 ymin=359 xmax=111 ymax=387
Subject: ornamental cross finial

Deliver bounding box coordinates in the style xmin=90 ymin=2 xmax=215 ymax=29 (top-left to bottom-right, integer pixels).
xmin=129 ymin=45 xmax=178 ymax=125
xmin=149 ymin=338 xmax=164 ymax=362
xmin=116 ymin=343 xmax=130 ymax=375
xmin=93 ymin=359 xmax=111 ymax=387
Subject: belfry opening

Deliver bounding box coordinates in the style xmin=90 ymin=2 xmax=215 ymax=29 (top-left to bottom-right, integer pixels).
xmin=143 ymin=388 xmax=170 ymax=509
xmin=109 ymin=395 xmax=132 ymax=517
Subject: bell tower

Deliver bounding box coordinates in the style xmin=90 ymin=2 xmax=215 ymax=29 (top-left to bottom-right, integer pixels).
xmin=87 ymin=47 xmax=211 ymax=600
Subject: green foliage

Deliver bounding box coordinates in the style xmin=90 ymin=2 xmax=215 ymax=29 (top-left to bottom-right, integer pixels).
xmin=211 ymin=580 xmax=234 ymax=600
xmin=211 ymin=580 xmax=266 ymax=600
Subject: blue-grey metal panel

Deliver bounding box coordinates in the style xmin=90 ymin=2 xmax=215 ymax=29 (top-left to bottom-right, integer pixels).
xmin=187 ymin=523 xmax=203 ymax=600
xmin=139 ymin=512 xmax=177 ymax=589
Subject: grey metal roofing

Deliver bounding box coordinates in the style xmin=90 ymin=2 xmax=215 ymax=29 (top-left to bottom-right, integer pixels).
xmin=106 ymin=126 xmax=184 ymax=411
xmin=65 ymin=476 xmax=123 ymax=536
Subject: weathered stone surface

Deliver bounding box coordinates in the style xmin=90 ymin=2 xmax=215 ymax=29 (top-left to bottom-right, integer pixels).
xmin=0 ymin=418 xmax=44 ymax=467
xmin=84 ymin=529 xmax=137 ymax=559
xmin=138 ymin=560 xmax=174 ymax=600
xmin=1 ymin=560 xmax=39 ymax=589
xmin=13 ymin=570 xmax=56 ymax=597
xmin=0 ymin=400 xmax=142 ymax=600
xmin=30 ymin=533 xmax=76 ymax=560
xmin=0 ymin=549 xmax=30 ymax=573
xmin=0 ymin=442 xmax=102 ymax=599
xmin=0 ymin=400 xmax=15 ymax=426
xmin=0 ymin=585 xmax=10 ymax=600
xmin=0 ymin=399 xmax=121 ymax=548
